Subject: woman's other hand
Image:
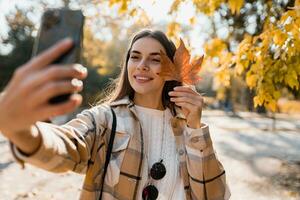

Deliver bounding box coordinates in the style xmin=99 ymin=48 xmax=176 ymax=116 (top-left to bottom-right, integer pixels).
xmin=169 ymin=85 xmax=204 ymax=129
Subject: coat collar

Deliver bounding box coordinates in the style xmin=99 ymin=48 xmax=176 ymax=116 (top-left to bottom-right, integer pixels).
xmin=109 ymin=96 xmax=186 ymax=120
xmin=109 ymin=96 xmax=133 ymax=107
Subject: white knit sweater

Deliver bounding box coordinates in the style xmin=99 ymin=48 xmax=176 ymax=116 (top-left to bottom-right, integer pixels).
xmin=135 ymin=105 xmax=185 ymax=200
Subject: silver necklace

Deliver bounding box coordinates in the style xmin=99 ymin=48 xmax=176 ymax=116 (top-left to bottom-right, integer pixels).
xmin=144 ymin=110 xmax=166 ymax=169
xmin=141 ymin=109 xmax=167 ymax=200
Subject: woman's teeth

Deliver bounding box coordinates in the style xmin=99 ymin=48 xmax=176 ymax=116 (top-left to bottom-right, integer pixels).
xmin=135 ymin=76 xmax=152 ymax=81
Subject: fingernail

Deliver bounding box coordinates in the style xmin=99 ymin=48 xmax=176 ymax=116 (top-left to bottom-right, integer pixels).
xmin=71 ymin=79 xmax=83 ymax=87
xmin=63 ymin=37 xmax=73 ymax=43
xmin=74 ymin=64 xmax=87 ymax=74
xmin=70 ymin=94 xmax=82 ymax=105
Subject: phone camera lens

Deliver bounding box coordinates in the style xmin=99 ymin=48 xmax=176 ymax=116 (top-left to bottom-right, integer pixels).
xmin=43 ymin=10 xmax=60 ymax=29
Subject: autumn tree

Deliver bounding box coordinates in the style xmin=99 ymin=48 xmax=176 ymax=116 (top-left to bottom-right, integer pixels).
xmin=168 ymin=0 xmax=300 ymax=112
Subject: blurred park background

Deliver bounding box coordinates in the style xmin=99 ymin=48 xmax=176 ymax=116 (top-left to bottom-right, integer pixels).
xmin=0 ymin=0 xmax=300 ymax=200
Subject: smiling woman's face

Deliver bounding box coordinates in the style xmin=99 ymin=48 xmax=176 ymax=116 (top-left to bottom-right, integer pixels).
xmin=127 ymin=37 xmax=166 ymax=97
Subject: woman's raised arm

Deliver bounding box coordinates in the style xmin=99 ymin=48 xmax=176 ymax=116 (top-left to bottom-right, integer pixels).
xmin=0 ymin=38 xmax=87 ymax=155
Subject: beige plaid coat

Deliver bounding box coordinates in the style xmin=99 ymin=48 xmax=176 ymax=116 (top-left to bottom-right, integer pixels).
xmin=11 ymin=96 xmax=230 ymax=200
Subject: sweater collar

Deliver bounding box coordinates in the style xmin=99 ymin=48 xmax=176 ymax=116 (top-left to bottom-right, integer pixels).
xmin=109 ymin=96 xmax=186 ymax=120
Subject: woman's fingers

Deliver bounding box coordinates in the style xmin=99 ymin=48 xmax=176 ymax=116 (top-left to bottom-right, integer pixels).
xmin=24 ymin=64 xmax=87 ymax=92
xmin=169 ymin=91 xmax=203 ymax=104
xmin=37 ymin=94 xmax=82 ymax=120
xmin=23 ymin=38 xmax=73 ymax=72
xmin=174 ymin=86 xmax=197 ymax=94
xmin=30 ymin=79 xmax=83 ymax=106
xmin=170 ymin=96 xmax=201 ymax=106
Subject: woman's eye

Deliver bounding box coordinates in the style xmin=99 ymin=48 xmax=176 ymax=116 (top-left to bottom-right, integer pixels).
xmin=152 ymin=59 xmax=161 ymax=63
xmin=130 ymin=56 xmax=139 ymax=60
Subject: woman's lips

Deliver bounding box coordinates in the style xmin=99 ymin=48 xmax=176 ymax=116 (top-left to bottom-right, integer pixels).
xmin=134 ymin=75 xmax=153 ymax=83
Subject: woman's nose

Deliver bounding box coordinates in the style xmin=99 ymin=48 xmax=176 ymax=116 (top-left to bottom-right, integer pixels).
xmin=137 ymin=59 xmax=149 ymax=71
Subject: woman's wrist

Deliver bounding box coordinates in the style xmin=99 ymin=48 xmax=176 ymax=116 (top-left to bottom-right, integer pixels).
xmin=187 ymin=120 xmax=202 ymax=129
xmin=6 ymin=125 xmax=42 ymax=156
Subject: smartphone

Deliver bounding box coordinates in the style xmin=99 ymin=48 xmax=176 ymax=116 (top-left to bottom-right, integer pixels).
xmin=32 ymin=9 xmax=84 ymax=104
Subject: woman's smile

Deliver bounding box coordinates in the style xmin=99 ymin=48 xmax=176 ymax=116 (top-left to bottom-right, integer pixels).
xmin=134 ymin=74 xmax=154 ymax=84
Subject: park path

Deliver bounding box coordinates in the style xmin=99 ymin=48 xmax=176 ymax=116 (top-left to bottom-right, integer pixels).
xmin=204 ymin=111 xmax=300 ymax=200
xmin=0 ymin=110 xmax=299 ymax=200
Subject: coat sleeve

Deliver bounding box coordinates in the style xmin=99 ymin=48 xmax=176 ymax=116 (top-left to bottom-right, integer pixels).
xmin=184 ymin=124 xmax=231 ymax=200
xmin=10 ymin=104 xmax=110 ymax=174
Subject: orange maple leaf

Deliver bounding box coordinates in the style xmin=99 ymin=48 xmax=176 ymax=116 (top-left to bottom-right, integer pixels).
xmin=159 ymin=39 xmax=204 ymax=85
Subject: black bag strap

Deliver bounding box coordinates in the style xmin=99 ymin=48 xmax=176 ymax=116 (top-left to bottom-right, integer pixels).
xmin=99 ymin=107 xmax=117 ymax=200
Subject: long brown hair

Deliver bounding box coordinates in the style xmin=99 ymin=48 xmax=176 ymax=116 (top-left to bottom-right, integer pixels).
xmin=99 ymin=29 xmax=182 ymax=115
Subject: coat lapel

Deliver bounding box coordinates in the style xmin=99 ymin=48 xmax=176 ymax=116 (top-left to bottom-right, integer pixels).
xmin=110 ymin=98 xmax=144 ymax=200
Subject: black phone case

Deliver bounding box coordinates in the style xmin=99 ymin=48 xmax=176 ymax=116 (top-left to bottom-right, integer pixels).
xmin=32 ymin=9 xmax=84 ymax=104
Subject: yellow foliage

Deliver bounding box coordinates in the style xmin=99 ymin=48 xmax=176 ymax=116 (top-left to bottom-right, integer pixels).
xmin=266 ymin=99 xmax=277 ymax=112
xmin=229 ymin=6 xmax=300 ymax=111
xmin=189 ymin=17 xmax=196 ymax=25
xmin=192 ymin=0 xmax=223 ymax=15
xmin=285 ymin=69 xmax=299 ymax=90
xmin=170 ymin=0 xmax=182 ymax=13
xmin=83 ymin=27 xmax=110 ymax=75
xmin=227 ymin=0 xmax=244 ymax=14
xmin=235 ymin=35 xmax=253 ymax=75
xmin=216 ymin=87 xmax=226 ymax=100
xmin=215 ymin=66 xmax=231 ymax=87
xmin=273 ymin=29 xmax=288 ymax=46
xmin=246 ymin=74 xmax=258 ymax=89
xmin=191 ymin=0 xmax=244 ymax=15
xmin=129 ymin=8 xmax=137 ymax=17
xmin=119 ymin=0 xmax=128 ymax=14
xmin=167 ymin=22 xmax=181 ymax=39
xmin=108 ymin=0 xmax=122 ymax=7
xmin=108 ymin=0 xmax=131 ymax=14
xmin=253 ymin=96 xmax=263 ymax=107
xmin=203 ymin=38 xmax=233 ymax=100
xmin=204 ymin=38 xmax=227 ymax=58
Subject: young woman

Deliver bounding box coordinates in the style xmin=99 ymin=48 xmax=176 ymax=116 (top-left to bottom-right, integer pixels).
xmin=0 ymin=30 xmax=230 ymax=200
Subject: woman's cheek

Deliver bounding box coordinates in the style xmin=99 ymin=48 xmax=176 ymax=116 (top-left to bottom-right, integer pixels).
xmin=152 ymin=64 xmax=162 ymax=74
xmin=127 ymin=65 xmax=135 ymax=86
xmin=127 ymin=64 xmax=135 ymax=76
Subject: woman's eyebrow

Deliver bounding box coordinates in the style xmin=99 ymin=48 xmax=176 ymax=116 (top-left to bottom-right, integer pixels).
xmin=131 ymin=50 xmax=141 ymax=54
xmin=150 ymin=52 xmax=160 ymax=56
xmin=130 ymin=50 xmax=161 ymax=56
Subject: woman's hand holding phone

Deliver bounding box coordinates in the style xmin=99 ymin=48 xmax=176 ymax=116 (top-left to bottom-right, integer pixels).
xmin=0 ymin=38 xmax=87 ymax=153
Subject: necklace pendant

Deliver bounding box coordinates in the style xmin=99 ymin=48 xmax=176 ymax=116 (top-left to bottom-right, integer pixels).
xmin=150 ymin=160 xmax=166 ymax=180
xmin=142 ymin=185 xmax=159 ymax=200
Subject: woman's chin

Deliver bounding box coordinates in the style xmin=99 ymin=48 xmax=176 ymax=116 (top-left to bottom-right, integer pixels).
xmin=131 ymin=82 xmax=163 ymax=96
xmin=133 ymin=86 xmax=154 ymax=95
xmin=134 ymin=89 xmax=150 ymax=95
